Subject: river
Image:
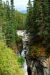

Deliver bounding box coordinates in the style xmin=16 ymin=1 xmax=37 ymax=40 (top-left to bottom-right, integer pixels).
xmin=21 ymin=49 xmax=28 ymax=75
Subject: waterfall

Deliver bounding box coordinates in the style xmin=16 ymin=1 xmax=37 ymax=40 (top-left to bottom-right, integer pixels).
xmin=17 ymin=30 xmax=29 ymax=75
xmin=22 ymin=60 xmax=28 ymax=75
xmin=21 ymin=49 xmax=28 ymax=75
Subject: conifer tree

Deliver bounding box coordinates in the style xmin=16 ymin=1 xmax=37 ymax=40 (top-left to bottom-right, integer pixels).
xmin=26 ymin=0 xmax=34 ymax=46
xmin=10 ymin=0 xmax=17 ymax=48
xmin=47 ymin=0 xmax=50 ymax=45
xmin=26 ymin=0 xmax=45 ymax=45
xmin=0 ymin=0 xmax=5 ymax=41
xmin=26 ymin=0 xmax=33 ymax=33
xmin=0 ymin=0 xmax=2 ymax=27
xmin=5 ymin=0 xmax=16 ymax=48
xmin=42 ymin=0 xmax=50 ymax=46
xmin=5 ymin=0 xmax=12 ymax=46
xmin=44 ymin=0 xmax=50 ymax=54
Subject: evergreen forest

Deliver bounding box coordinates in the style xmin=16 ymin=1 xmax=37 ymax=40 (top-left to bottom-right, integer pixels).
xmin=0 ymin=0 xmax=50 ymax=75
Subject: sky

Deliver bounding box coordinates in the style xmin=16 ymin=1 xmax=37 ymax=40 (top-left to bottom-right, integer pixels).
xmin=2 ymin=0 xmax=29 ymax=13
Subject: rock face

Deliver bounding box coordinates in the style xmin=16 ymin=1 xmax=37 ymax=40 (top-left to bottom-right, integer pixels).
xmin=32 ymin=66 xmax=37 ymax=75
xmin=43 ymin=57 xmax=50 ymax=75
xmin=32 ymin=59 xmax=44 ymax=75
xmin=31 ymin=57 xmax=50 ymax=75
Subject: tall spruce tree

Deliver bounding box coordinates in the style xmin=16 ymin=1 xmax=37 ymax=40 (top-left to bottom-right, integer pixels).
xmin=42 ymin=0 xmax=50 ymax=46
xmin=5 ymin=0 xmax=16 ymax=48
xmin=0 ymin=0 xmax=2 ymax=40
xmin=10 ymin=0 xmax=17 ymax=48
xmin=26 ymin=0 xmax=33 ymax=33
xmin=41 ymin=0 xmax=50 ymax=56
xmin=44 ymin=0 xmax=50 ymax=54
xmin=26 ymin=0 xmax=50 ymax=57
xmin=46 ymin=0 xmax=50 ymax=45
xmin=26 ymin=0 xmax=50 ymax=46
xmin=26 ymin=0 xmax=45 ymax=45
xmin=0 ymin=0 xmax=5 ymax=41
xmin=32 ymin=0 xmax=42 ymax=44
xmin=0 ymin=0 xmax=3 ymax=28
xmin=5 ymin=0 xmax=12 ymax=46
xmin=0 ymin=0 xmax=2 ymax=27
xmin=26 ymin=0 xmax=34 ymax=46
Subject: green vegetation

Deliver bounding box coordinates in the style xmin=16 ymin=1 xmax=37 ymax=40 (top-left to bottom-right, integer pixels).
xmin=17 ymin=56 xmax=25 ymax=67
xmin=0 ymin=0 xmax=26 ymax=48
xmin=0 ymin=0 xmax=26 ymax=75
xmin=15 ymin=10 xmax=26 ymax=30
xmin=0 ymin=41 xmax=24 ymax=75
xmin=26 ymin=0 xmax=50 ymax=57
xmin=0 ymin=0 xmax=50 ymax=75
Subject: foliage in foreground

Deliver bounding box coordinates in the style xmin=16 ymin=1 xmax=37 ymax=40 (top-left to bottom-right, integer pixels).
xmin=0 ymin=41 xmax=24 ymax=75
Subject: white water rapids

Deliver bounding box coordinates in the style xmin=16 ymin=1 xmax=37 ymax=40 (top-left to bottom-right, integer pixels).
xmin=17 ymin=30 xmax=28 ymax=75
xmin=21 ymin=50 xmax=28 ymax=75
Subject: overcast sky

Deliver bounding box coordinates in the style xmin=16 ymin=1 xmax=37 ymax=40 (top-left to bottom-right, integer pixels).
xmin=2 ymin=0 xmax=29 ymax=13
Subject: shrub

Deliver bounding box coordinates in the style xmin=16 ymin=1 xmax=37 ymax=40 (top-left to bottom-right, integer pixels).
xmin=0 ymin=41 xmax=24 ymax=75
xmin=17 ymin=56 xmax=25 ymax=68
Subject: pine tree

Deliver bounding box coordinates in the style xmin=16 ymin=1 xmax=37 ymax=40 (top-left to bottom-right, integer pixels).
xmin=26 ymin=0 xmax=34 ymax=46
xmin=4 ymin=0 xmax=17 ymax=49
xmin=41 ymin=0 xmax=50 ymax=46
xmin=5 ymin=0 xmax=12 ymax=46
xmin=29 ymin=0 xmax=45 ymax=45
xmin=32 ymin=0 xmax=41 ymax=44
xmin=26 ymin=0 xmax=50 ymax=46
xmin=47 ymin=0 xmax=50 ymax=45
xmin=0 ymin=0 xmax=3 ymax=27
xmin=10 ymin=0 xmax=17 ymax=48
xmin=5 ymin=0 xmax=15 ymax=47
xmin=26 ymin=0 xmax=33 ymax=33
xmin=44 ymin=0 xmax=50 ymax=55
xmin=0 ymin=0 xmax=5 ymax=41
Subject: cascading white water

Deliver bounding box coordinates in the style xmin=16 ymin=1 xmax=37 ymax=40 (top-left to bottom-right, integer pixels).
xmin=17 ymin=30 xmax=28 ymax=75
xmin=22 ymin=59 xmax=28 ymax=75
xmin=21 ymin=50 xmax=28 ymax=75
